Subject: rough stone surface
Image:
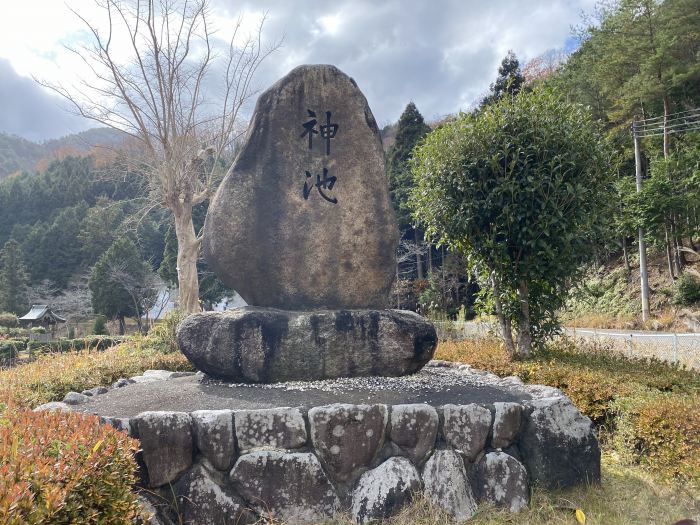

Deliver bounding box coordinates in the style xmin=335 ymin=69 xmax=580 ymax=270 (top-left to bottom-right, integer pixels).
xmin=204 ymin=64 xmax=399 ymax=310
xmin=177 ymin=307 xmax=436 ymax=382
xmin=82 ymin=386 xmax=109 ymax=397
xmin=63 ymin=391 xmax=90 ymax=405
xmin=472 ymin=451 xmax=529 ymax=512
xmin=73 ymin=365 xmax=533 ymax=418
xmin=176 ymin=462 xmax=253 ymax=525
xmin=230 ymin=451 xmax=339 ymax=523
xmin=389 ymin=404 xmax=438 ymax=465
xmin=33 ymin=401 xmax=71 ymax=412
xmin=309 ymin=403 xmax=387 ymax=482
xmin=113 ymin=378 xmax=135 ymax=388
xmin=135 ymin=411 xmax=193 ymax=487
xmin=423 ymin=450 xmax=477 ymax=522
xmin=351 ymin=457 xmax=421 ymax=524
xmin=520 ymin=396 xmax=601 ymax=489
xmin=101 ymin=417 xmax=133 ymax=436
xmin=442 ymin=404 xmax=492 ymax=461
xmin=235 ymin=407 xmax=307 ymax=453
xmin=491 ymin=402 xmax=523 ymax=449
xmin=191 ymin=410 xmax=236 ymax=471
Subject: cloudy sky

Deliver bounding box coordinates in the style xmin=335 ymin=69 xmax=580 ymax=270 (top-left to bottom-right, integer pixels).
xmin=0 ymin=0 xmax=596 ymax=142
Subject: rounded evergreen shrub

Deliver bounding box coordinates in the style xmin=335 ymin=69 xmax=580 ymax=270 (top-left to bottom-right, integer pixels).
xmin=30 ymin=326 xmax=46 ymax=334
xmin=0 ymin=312 xmax=19 ymax=328
xmin=0 ymin=404 xmax=143 ymax=524
xmin=93 ymin=315 xmax=109 ymax=336
xmin=672 ymin=272 xmax=700 ymax=306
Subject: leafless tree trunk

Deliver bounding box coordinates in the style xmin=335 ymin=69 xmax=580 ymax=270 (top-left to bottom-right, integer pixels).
xmin=515 ymin=280 xmax=531 ymax=358
xmin=414 ymin=230 xmax=424 ymax=279
xmin=39 ymin=0 xmax=278 ymax=313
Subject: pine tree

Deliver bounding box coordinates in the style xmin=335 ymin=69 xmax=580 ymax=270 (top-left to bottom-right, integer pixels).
xmin=386 ymin=102 xmax=432 ymax=280
xmin=0 ymin=239 xmax=30 ymax=314
xmin=483 ymin=51 xmax=524 ymax=105
xmin=387 ymin=102 xmax=431 ymax=231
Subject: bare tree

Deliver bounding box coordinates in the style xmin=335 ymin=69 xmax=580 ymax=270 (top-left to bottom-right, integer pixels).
xmin=40 ymin=0 xmax=278 ymax=313
xmin=28 ymin=278 xmax=93 ymax=323
xmin=107 ymin=260 xmax=159 ymax=333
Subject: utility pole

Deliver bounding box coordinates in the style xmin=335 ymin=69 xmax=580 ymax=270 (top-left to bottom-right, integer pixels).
xmin=633 ymin=120 xmax=651 ymax=322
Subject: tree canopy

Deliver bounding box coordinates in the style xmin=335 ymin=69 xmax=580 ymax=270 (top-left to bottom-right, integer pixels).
xmin=410 ymin=88 xmax=611 ymax=355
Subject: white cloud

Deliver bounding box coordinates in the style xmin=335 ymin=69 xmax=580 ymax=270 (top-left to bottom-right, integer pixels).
xmin=0 ymin=0 xmax=598 ymax=139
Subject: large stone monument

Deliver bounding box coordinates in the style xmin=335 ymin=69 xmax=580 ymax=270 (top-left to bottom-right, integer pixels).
xmin=57 ymin=64 xmax=599 ymax=524
xmin=177 ymin=64 xmax=438 ymax=383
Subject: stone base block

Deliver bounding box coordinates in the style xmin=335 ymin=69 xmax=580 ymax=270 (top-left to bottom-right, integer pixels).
xmin=176 ymin=307 xmax=437 ymax=383
xmin=92 ymin=371 xmax=599 ymax=524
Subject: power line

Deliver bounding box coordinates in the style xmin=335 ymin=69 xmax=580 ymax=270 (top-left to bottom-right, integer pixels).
xmin=636 ymin=125 xmax=700 ymax=138
xmin=637 ymin=114 xmax=700 ymax=130
xmin=638 ymin=107 xmax=700 ymax=123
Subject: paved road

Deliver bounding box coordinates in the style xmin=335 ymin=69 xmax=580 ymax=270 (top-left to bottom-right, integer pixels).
xmin=565 ymin=326 xmax=700 ymax=341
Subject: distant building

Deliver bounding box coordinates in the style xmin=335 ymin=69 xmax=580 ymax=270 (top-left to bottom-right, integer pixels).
xmin=19 ymin=305 xmax=67 ymax=331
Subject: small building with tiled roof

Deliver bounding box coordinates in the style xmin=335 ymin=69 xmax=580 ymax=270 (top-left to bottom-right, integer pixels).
xmin=18 ymin=305 xmax=66 ymax=330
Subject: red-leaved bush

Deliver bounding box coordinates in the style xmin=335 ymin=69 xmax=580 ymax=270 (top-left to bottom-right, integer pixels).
xmin=0 ymin=404 xmax=142 ymax=524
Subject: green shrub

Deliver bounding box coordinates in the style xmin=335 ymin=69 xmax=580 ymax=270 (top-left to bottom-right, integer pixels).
xmin=0 ymin=404 xmax=142 ymax=524
xmin=0 ymin=312 xmax=19 ymax=328
xmin=92 ymin=315 xmax=109 ymax=335
xmin=613 ymin=392 xmax=700 ymax=487
xmin=30 ymin=326 xmax=46 ymax=334
xmin=0 ymin=339 xmax=26 ymax=358
xmin=672 ymin=272 xmax=700 ymax=306
xmin=27 ymin=336 xmax=125 ymax=354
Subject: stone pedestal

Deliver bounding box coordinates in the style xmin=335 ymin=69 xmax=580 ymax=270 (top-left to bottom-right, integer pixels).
xmin=176 ymin=307 xmax=437 ymax=383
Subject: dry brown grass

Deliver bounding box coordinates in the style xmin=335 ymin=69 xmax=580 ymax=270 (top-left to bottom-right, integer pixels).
xmin=0 ymin=341 xmax=193 ymax=409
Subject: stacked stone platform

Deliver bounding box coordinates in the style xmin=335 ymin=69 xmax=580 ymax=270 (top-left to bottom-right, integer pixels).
xmin=63 ymin=363 xmax=601 ymax=524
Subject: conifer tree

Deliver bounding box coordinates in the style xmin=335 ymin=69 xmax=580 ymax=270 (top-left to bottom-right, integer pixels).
xmin=386 ymin=102 xmax=431 ymax=279
xmin=483 ymin=51 xmax=524 ymax=106
xmin=89 ymin=238 xmax=155 ymax=334
xmin=0 ymin=239 xmax=30 ymax=314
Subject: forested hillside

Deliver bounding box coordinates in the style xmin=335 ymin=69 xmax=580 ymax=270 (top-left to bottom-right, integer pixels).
xmin=383 ymin=0 xmax=700 ymax=327
xmin=0 ymin=154 xmax=229 ymax=325
xmin=0 ymin=128 xmax=125 ymax=179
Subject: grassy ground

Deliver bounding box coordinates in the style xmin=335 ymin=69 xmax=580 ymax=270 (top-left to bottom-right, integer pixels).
xmin=566 ymin=249 xmax=700 ymax=332
xmin=0 ymin=339 xmax=193 ymax=409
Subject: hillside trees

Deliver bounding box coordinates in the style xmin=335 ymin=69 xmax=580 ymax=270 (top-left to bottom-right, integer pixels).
xmin=43 ymin=0 xmax=278 ymax=313
xmin=553 ymin=0 xmax=700 ymax=286
xmin=0 ymin=239 xmax=30 ymax=314
xmin=386 ymin=102 xmax=431 ymax=280
xmin=89 ymin=238 xmax=156 ymax=334
xmin=410 ymin=88 xmax=610 ymax=356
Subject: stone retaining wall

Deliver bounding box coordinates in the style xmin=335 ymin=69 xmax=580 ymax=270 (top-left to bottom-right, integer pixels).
xmin=100 ymin=391 xmax=600 ymax=524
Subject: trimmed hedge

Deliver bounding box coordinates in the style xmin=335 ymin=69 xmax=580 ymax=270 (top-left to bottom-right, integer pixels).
xmin=613 ymin=392 xmax=700 ymax=484
xmin=0 ymin=339 xmax=25 ymax=359
xmin=0 ymin=336 xmax=125 ymax=357
xmin=0 ymin=404 xmax=143 ymax=524
xmin=28 ymin=336 xmax=125 ymax=354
